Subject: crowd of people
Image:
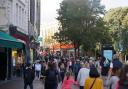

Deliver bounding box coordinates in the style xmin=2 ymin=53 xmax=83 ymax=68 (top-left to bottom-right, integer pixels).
xmin=22 ymin=53 xmax=128 ymax=89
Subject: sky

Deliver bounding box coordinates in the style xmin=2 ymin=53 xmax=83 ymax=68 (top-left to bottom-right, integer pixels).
xmin=41 ymin=0 xmax=128 ymax=26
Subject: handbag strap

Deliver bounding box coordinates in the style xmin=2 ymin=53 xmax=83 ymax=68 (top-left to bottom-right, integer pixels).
xmin=90 ymin=78 xmax=96 ymax=89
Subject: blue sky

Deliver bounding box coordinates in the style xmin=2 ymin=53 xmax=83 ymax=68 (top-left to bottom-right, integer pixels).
xmin=41 ymin=0 xmax=128 ymax=26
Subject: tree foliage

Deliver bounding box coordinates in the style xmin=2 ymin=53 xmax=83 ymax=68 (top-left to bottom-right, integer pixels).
xmin=104 ymin=7 xmax=128 ymax=51
xmin=54 ymin=0 xmax=111 ymax=52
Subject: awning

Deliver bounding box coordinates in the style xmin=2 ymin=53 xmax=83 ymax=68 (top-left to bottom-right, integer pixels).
xmin=50 ymin=43 xmax=74 ymax=50
xmin=0 ymin=31 xmax=23 ymax=48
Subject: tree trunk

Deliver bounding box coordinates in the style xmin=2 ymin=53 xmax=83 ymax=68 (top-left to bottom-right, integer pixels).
xmin=59 ymin=43 xmax=61 ymax=51
xmin=78 ymin=46 xmax=80 ymax=57
xmin=74 ymin=47 xmax=77 ymax=60
xmin=74 ymin=42 xmax=80 ymax=60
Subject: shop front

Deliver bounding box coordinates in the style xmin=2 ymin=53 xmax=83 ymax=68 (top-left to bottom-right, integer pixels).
xmin=11 ymin=49 xmax=25 ymax=77
xmin=50 ymin=43 xmax=74 ymax=56
xmin=9 ymin=26 xmax=31 ymax=78
xmin=9 ymin=26 xmax=30 ymax=63
xmin=30 ymin=41 xmax=40 ymax=62
xmin=0 ymin=31 xmax=23 ymax=80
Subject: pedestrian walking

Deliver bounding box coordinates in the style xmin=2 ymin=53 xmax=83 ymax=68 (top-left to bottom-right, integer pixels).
xmin=23 ymin=63 xmax=35 ymax=89
xmin=77 ymin=62 xmax=90 ymax=89
xmin=84 ymin=67 xmax=103 ymax=89
xmin=44 ymin=62 xmax=59 ymax=89
xmin=100 ymin=56 xmax=110 ymax=86
xmin=12 ymin=56 xmax=16 ymax=77
xmin=95 ymin=55 xmax=101 ymax=74
xmin=67 ymin=59 xmax=72 ymax=72
xmin=109 ymin=54 xmax=122 ymax=75
xmin=73 ymin=60 xmax=81 ymax=81
xmin=106 ymin=67 xmax=120 ymax=89
xmin=62 ymin=72 xmax=78 ymax=89
xmin=89 ymin=59 xmax=95 ymax=68
xmin=41 ymin=61 xmax=46 ymax=76
xmin=116 ymin=64 xmax=128 ymax=89
xmin=35 ymin=61 xmax=41 ymax=80
xmin=59 ymin=62 xmax=66 ymax=82
xmin=100 ymin=56 xmax=110 ymax=76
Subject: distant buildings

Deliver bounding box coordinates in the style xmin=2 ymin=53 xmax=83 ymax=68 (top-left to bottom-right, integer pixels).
xmin=40 ymin=23 xmax=74 ymax=56
xmin=40 ymin=23 xmax=59 ymax=47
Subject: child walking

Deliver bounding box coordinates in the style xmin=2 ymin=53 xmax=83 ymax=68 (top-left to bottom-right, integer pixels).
xmin=62 ymin=72 xmax=78 ymax=89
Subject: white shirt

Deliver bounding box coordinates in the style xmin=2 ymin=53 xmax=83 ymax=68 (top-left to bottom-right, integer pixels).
xmin=35 ymin=63 xmax=41 ymax=71
xmin=95 ymin=60 xmax=101 ymax=73
xmin=77 ymin=68 xmax=90 ymax=86
xmin=110 ymin=62 xmax=113 ymax=68
xmin=12 ymin=58 xmax=16 ymax=66
xmin=54 ymin=58 xmax=58 ymax=63
xmin=69 ymin=61 xmax=72 ymax=66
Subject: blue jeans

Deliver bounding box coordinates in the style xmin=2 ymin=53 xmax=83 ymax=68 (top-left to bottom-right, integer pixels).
xmin=36 ymin=71 xmax=41 ymax=79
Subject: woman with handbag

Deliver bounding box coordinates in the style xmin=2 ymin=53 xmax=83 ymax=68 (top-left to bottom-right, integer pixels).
xmin=84 ymin=67 xmax=103 ymax=89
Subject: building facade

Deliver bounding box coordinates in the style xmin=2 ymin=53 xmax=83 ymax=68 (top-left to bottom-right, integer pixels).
xmin=29 ymin=0 xmax=40 ymax=38
xmin=0 ymin=0 xmax=41 ymax=80
xmin=0 ymin=0 xmax=30 ymax=80
xmin=29 ymin=0 xmax=41 ymax=62
xmin=0 ymin=0 xmax=29 ymax=34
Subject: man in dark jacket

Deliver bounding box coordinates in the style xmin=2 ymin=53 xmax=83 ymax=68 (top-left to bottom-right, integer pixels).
xmin=73 ymin=60 xmax=81 ymax=81
xmin=24 ymin=63 xmax=35 ymax=89
xmin=100 ymin=56 xmax=110 ymax=76
xmin=44 ymin=62 xmax=59 ymax=89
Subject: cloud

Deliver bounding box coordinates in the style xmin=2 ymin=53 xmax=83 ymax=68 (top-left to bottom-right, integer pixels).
xmin=41 ymin=0 xmax=62 ymax=26
xmin=41 ymin=0 xmax=128 ymax=26
xmin=101 ymin=0 xmax=128 ymax=10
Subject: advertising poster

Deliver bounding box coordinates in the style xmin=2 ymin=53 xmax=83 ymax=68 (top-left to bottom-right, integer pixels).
xmin=103 ymin=50 xmax=113 ymax=61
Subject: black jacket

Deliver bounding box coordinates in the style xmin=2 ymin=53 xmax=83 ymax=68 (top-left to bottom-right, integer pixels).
xmin=24 ymin=67 xmax=35 ymax=84
xmin=118 ymin=81 xmax=128 ymax=89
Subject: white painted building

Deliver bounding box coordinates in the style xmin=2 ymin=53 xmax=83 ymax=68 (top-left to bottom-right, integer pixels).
xmin=0 ymin=0 xmax=29 ymax=34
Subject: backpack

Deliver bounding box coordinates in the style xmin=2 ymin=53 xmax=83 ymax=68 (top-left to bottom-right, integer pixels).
xmin=47 ymin=69 xmax=58 ymax=81
xmin=24 ymin=68 xmax=34 ymax=82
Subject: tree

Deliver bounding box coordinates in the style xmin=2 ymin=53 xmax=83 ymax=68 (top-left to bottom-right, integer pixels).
xmin=54 ymin=0 xmax=110 ymax=57
xmin=55 ymin=0 xmax=90 ymax=57
xmin=104 ymin=7 xmax=128 ymax=51
xmin=82 ymin=18 xmax=112 ymax=51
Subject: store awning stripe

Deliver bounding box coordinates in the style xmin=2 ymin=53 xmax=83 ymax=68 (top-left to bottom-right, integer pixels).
xmin=0 ymin=31 xmax=23 ymax=48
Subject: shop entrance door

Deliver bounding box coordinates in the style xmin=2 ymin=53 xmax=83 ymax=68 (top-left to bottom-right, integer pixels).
xmin=0 ymin=49 xmax=7 ymax=80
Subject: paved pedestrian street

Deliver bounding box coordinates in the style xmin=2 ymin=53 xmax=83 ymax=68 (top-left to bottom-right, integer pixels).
xmin=0 ymin=78 xmax=43 ymax=89
xmin=0 ymin=78 xmax=79 ymax=89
